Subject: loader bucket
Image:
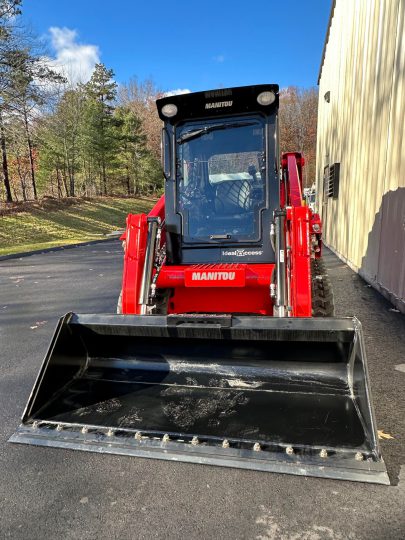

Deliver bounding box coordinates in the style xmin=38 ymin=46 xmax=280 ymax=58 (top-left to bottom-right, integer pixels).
xmin=10 ymin=313 xmax=389 ymax=484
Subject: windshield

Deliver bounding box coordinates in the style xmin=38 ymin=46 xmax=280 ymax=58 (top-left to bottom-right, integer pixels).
xmin=177 ymin=121 xmax=256 ymax=144
xmin=176 ymin=117 xmax=266 ymax=242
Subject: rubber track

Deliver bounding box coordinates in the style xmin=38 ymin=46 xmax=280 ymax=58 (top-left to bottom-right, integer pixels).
xmin=311 ymin=257 xmax=335 ymax=317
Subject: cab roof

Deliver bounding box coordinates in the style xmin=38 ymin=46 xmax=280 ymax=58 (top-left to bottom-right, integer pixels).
xmin=156 ymin=84 xmax=279 ymax=123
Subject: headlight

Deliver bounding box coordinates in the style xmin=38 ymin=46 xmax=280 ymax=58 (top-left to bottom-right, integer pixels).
xmin=257 ymin=91 xmax=276 ymax=106
xmin=161 ymin=104 xmax=178 ymax=118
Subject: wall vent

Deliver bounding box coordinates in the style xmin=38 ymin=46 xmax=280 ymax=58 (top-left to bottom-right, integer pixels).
xmin=324 ymin=163 xmax=340 ymax=199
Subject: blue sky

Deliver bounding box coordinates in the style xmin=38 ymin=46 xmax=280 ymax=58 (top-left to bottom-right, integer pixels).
xmin=21 ymin=0 xmax=331 ymax=92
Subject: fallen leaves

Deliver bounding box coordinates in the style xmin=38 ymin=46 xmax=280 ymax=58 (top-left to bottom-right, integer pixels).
xmin=378 ymin=430 xmax=394 ymax=440
xmin=30 ymin=320 xmax=47 ymax=330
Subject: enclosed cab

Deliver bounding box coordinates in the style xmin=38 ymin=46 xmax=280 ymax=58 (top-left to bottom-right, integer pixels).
xmin=157 ymin=85 xmax=280 ymax=265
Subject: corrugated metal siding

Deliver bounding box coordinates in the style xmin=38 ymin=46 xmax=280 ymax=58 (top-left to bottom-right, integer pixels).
xmin=316 ymin=0 xmax=405 ymax=312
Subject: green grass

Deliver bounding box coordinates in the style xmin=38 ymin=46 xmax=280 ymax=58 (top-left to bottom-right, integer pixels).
xmin=0 ymin=197 xmax=154 ymax=256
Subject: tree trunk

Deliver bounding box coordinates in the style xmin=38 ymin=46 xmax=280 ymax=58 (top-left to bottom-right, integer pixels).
xmin=102 ymin=160 xmax=107 ymax=195
xmin=0 ymin=113 xmax=12 ymax=203
xmin=69 ymin=166 xmax=75 ymax=197
xmin=133 ymin=146 xmax=140 ymax=195
xmin=56 ymin=168 xmax=63 ymax=198
xmin=50 ymin=172 xmax=55 ymax=197
xmin=16 ymin=154 xmax=27 ymax=201
xmin=126 ymin=165 xmax=131 ymax=195
xmin=70 ymin=142 xmax=76 ymax=197
xmin=61 ymin=166 xmax=69 ymax=197
xmin=134 ymin=166 xmax=139 ymax=196
xmin=24 ymin=111 xmax=37 ymax=200
xmin=65 ymin=144 xmax=75 ymax=197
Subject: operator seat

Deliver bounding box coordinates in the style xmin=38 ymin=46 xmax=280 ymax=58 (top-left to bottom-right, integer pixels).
xmin=215 ymin=180 xmax=251 ymax=214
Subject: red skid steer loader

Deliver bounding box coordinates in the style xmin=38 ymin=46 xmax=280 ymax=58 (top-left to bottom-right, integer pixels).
xmin=10 ymin=85 xmax=389 ymax=484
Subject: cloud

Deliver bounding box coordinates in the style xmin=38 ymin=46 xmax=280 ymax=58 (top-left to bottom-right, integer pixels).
xmin=46 ymin=27 xmax=100 ymax=85
xmin=164 ymin=88 xmax=192 ymax=97
xmin=213 ymin=54 xmax=225 ymax=63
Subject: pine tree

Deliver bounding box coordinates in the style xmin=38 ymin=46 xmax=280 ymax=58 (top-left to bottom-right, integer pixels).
xmin=114 ymin=106 xmax=147 ymax=195
xmin=56 ymin=89 xmax=85 ymax=196
xmin=82 ymin=64 xmax=118 ymax=195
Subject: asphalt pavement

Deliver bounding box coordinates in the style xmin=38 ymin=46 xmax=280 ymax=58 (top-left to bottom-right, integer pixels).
xmin=1 ymin=242 xmax=404 ymax=540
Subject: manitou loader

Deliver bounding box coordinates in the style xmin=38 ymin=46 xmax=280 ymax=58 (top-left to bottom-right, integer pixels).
xmin=10 ymin=85 xmax=389 ymax=484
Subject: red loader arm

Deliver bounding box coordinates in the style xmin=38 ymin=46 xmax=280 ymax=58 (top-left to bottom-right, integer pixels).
xmin=121 ymin=196 xmax=165 ymax=314
xmin=281 ymin=152 xmax=312 ymax=317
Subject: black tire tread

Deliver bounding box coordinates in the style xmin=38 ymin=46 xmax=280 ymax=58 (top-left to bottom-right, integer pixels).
xmin=311 ymin=258 xmax=335 ymax=317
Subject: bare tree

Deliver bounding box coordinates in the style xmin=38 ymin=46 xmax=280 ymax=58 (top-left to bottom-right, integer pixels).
xmin=118 ymin=78 xmax=163 ymax=160
xmin=279 ymin=87 xmax=318 ymax=187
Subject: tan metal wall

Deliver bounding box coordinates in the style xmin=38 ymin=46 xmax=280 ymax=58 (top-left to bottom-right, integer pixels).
xmin=316 ymin=0 xmax=405 ymax=312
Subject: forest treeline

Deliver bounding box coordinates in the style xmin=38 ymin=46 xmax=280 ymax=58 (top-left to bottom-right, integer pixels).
xmin=0 ymin=0 xmax=318 ymax=204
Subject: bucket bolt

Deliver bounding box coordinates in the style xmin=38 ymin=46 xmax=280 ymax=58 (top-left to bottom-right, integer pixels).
xmin=222 ymin=439 xmax=230 ymax=449
xmin=253 ymin=443 xmax=261 ymax=452
xmin=134 ymin=431 xmax=142 ymax=441
xmin=162 ymin=434 xmax=170 ymax=443
xmin=319 ymin=448 xmax=328 ymax=458
xmin=286 ymin=446 xmax=294 ymax=455
xmin=355 ymin=452 xmax=364 ymax=461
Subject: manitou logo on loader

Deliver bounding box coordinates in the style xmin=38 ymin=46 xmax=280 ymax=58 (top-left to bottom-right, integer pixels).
xmin=192 ymin=271 xmax=236 ymax=281
xmin=205 ymin=101 xmax=233 ymax=109
xmin=184 ymin=268 xmax=246 ymax=287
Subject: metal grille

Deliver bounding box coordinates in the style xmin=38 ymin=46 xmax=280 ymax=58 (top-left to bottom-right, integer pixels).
xmin=324 ymin=163 xmax=340 ymax=199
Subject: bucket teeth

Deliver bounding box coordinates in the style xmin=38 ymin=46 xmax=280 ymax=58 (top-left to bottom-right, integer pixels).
xmin=56 ymin=424 xmax=63 ymax=432
xmin=319 ymin=448 xmax=328 ymax=458
xmin=162 ymin=434 xmax=170 ymax=443
xmin=106 ymin=428 xmax=114 ymax=437
xmin=253 ymin=443 xmax=261 ymax=452
xmin=355 ymin=452 xmax=364 ymax=461
xmin=286 ymin=446 xmax=294 ymax=455
xmin=222 ymin=439 xmax=230 ymax=449
xmin=81 ymin=426 xmax=88 ymax=434
xmin=191 ymin=436 xmax=199 ymax=446
xmin=134 ymin=431 xmax=142 ymax=440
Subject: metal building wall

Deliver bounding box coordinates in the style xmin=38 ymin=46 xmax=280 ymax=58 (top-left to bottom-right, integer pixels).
xmin=316 ymin=0 xmax=405 ymax=312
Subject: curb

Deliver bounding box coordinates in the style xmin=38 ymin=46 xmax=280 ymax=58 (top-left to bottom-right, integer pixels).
xmin=0 ymin=237 xmax=119 ymax=262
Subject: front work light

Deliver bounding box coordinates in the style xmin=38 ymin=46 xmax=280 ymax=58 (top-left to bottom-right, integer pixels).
xmin=161 ymin=104 xmax=178 ymax=118
xmin=257 ymin=91 xmax=276 ymax=106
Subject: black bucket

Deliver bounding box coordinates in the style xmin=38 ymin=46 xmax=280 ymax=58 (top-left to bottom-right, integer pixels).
xmin=9 ymin=313 xmax=389 ymax=484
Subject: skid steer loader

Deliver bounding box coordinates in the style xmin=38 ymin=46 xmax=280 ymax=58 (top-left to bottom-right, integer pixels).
xmin=10 ymin=85 xmax=389 ymax=484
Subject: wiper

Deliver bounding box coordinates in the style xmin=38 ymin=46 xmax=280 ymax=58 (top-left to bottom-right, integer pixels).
xmin=177 ymin=121 xmax=256 ymax=144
